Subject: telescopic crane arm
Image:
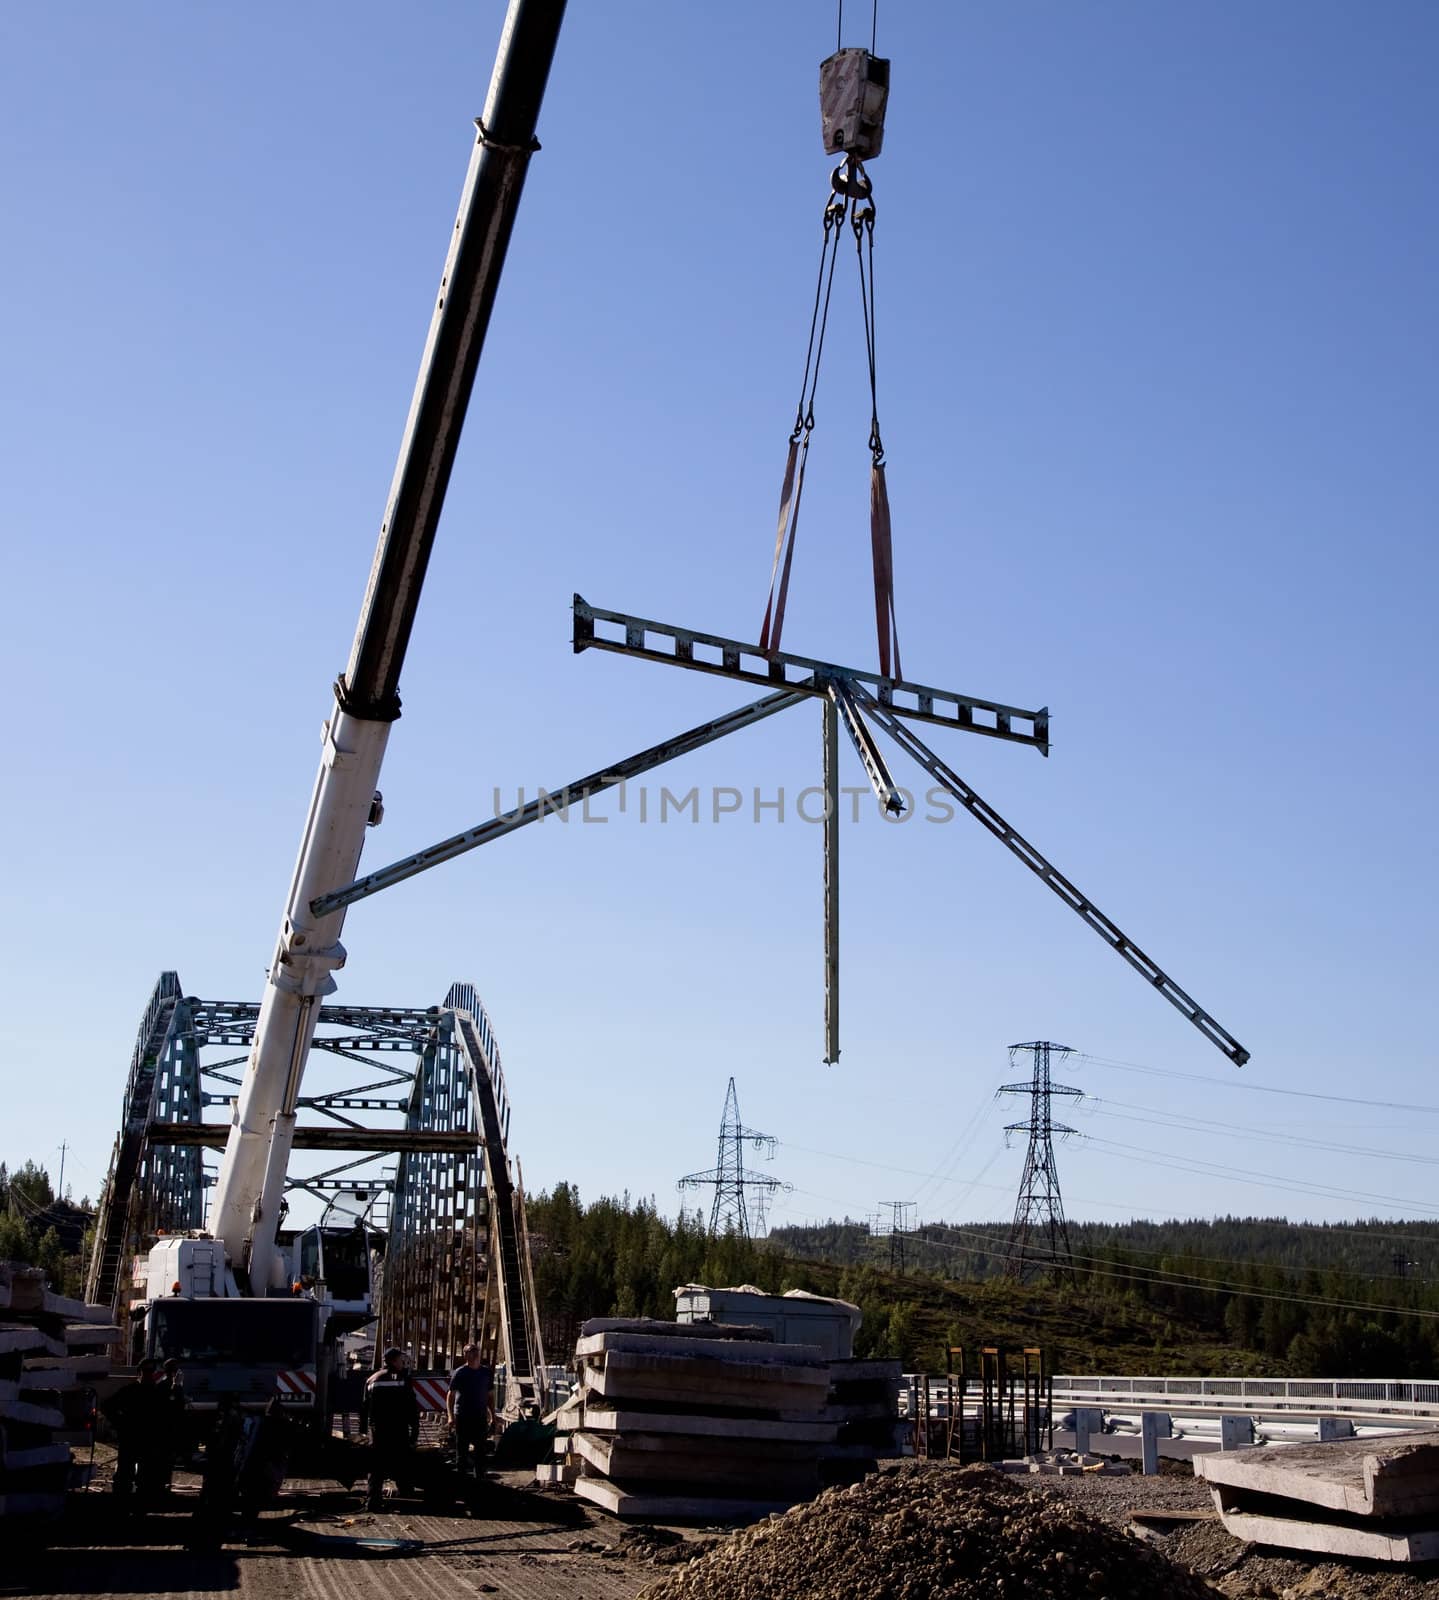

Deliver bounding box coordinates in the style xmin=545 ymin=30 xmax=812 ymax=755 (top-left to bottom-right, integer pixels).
xmin=207 ymin=0 xmax=567 ymax=1295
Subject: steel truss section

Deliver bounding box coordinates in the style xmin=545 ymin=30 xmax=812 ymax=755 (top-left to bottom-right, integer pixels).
xmin=380 ymin=983 xmax=545 ymax=1401
xmin=91 ymin=973 xmax=545 ymax=1383
xmin=303 ymin=598 xmax=1245 ymax=1069
xmin=87 ymin=973 xmax=205 ymax=1312
xmin=382 ymin=1001 xmax=488 ymax=1373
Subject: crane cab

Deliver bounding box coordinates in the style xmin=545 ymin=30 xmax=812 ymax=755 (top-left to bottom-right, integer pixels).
xmin=291 ymin=1221 xmax=384 ymax=1331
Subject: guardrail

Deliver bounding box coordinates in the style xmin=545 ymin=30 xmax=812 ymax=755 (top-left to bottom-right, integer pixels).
xmin=1053 ymin=1375 xmax=1439 ymax=1418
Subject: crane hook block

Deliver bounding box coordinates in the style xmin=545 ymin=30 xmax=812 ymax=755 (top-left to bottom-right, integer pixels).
xmin=820 ymin=48 xmax=890 ymax=162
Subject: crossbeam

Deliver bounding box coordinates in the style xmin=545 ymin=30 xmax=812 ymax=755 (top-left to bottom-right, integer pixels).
xmin=146 ymin=1123 xmax=485 ymax=1154
xmin=574 ymin=595 xmax=1049 ymax=755
xmin=310 ymin=686 xmax=808 ymax=916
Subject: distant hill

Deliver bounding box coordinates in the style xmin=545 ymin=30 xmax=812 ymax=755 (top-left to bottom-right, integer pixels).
xmin=769 ymin=1215 xmax=1439 ymax=1377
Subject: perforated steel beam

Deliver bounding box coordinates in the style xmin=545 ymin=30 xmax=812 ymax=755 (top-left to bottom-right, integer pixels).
xmin=311 ymin=686 xmax=808 ymax=915
xmin=574 ymin=595 xmax=1049 ymax=754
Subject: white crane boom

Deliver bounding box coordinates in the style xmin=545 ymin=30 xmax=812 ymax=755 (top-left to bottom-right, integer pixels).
xmin=206 ymin=0 xmax=567 ymax=1294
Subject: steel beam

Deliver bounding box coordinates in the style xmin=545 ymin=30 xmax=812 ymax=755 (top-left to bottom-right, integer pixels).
xmin=828 ymin=679 xmax=904 ymax=814
xmin=574 ymin=595 xmax=1049 ymax=755
xmin=823 ymin=697 xmax=840 ymax=1066
xmin=147 ymin=1122 xmax=484 ymax=1154
xmin=310 ymin=686 xmax=809 ymax=915
xmin=850 ymin=681 xmax=1249 ymax=1067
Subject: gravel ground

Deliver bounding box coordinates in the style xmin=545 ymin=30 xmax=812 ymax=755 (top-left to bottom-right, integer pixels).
xmin=633 ymin=1461 xmax=1215 ymax=1600
xmin=1037 ymin=1457 xmax=1439 ymax=1600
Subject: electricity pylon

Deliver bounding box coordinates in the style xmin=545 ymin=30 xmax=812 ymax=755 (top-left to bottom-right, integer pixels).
xmin=999 ymin=1041 xmax=1081 ymax=1283
xmin=678 ymin=1078 xmax=788 ymax=1237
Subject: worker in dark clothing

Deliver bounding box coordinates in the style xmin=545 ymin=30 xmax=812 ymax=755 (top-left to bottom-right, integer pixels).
xmin=157 ymin=1358 xmax=188 ymax=1490
xmin=363 ymin=1347 xmax=419 ymax=1510
xmin=105 ymin=1357 xmax=171 ymax=1508
xmin=447 ymin=1343 xmax=495 ymax=1480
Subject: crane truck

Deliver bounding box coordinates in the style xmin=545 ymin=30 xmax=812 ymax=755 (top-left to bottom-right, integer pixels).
xmin=123 ymin=0 xmax=567 ymax=1453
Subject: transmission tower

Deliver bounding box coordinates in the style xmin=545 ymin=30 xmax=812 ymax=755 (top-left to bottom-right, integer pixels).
xmin=678 ymin=1078 xmax=789 ymax=1237
xmin=999 ymin=1041 xmax=1082 ymax=1283
xmin=873 ymin=1200 xmax=915 ymax=1272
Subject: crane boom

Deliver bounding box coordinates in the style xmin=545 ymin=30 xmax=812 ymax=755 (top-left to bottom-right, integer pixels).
xmin=208 ymin=0 xmax=567 ymax=1294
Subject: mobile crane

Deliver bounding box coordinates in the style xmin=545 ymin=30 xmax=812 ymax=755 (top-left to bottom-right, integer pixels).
xmin=128 ymin=0 xmax=568 ymax=1433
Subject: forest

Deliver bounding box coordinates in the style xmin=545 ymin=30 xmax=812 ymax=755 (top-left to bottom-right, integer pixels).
xmin=5 ymin=1156 xmax=1438 ymax=1379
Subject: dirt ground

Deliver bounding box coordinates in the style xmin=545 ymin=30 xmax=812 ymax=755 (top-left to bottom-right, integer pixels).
xmin=10 ymin=1449 xmax=1439 ymax=1600
xmin=4 ymin=1448 xmax=691 ymax=1600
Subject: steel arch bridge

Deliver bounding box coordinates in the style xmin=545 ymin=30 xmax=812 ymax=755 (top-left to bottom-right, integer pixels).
xmin=87 ymin=974 xmax=544 ymax=1399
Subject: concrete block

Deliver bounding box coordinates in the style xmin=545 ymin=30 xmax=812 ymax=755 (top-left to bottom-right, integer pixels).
xmin=1219 ymin=1415 xmax=1253 ymax=1451
xmin=573 ymin=1476 xmax=796 ymax=1521
xmin=1197 ymin=1433 xmax=1439 ymax=1519
xmin=1319 ymin=1415 xmax=1356 ymax=1442
xmin=1072 ymin=1407 xmax=1104 ymax=1455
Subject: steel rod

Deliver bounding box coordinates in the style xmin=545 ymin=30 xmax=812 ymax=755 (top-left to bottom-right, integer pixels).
xmin=850 ymin=682 xmax=1249 ymax=1066
xmin=823 ymin=696 xmax=841 ymax=1065
xmin=311 ymin=687 xmax=809 ymax=915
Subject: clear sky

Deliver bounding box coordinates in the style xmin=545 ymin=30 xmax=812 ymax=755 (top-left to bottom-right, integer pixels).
xmin=2 ymin=2 xmax=1435 ymax=1235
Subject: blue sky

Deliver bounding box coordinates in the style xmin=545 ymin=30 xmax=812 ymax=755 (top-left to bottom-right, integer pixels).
xmin=2 ymin=2 xmax=1436 ymax=1235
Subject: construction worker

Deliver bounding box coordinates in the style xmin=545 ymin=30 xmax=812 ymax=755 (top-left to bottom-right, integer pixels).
xmin=156 ymin=1358 xmax=188 ymax=1492
xmin=362 ymin=1347 xmax=419 ymax=1510
xmin=446 ymin=1343 xmax=495 ymax=1480
xmin=105 ymin=1357 xmax=171 ymax=1508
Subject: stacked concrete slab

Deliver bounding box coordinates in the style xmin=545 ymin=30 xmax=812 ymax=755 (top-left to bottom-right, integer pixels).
xmin=1195 ymin=1432 xmax=1439 ymax=1562
xmin=819 ymin=1357 xmax=906 ymax=1483
xmin=0 ymin=1262 xmax=116 ymax=1527
xmin=563 ymin=1318 xmax=836 ymax=1519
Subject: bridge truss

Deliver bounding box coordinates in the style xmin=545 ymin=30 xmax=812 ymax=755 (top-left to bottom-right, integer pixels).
xmin=88 ymin=973 xmax=544 ymax=1398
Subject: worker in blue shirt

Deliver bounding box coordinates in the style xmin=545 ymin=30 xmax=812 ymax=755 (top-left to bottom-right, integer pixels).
xmin=446 ymin=1343 xmax=495 ymax=1479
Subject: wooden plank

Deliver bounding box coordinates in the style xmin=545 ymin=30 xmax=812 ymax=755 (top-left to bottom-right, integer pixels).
xmin=580 ymin=1404 xmax=836 ymax=1444
xmin=1195 ymin=1434 xmax=1439 ymax=1519
xmin=573 ymin=1474 xmax=795 ymax=1522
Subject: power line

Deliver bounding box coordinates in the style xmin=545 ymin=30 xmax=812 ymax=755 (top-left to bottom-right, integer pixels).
xmin=1083 ymin=1137 xmax=1439 ymax=1219
xmin=1080 ymin=1100 xmax=1439 ymax=1169
xmin=778 ymin=1133 xmax=1439 ymax=1226
xmin=903 ymin=1224 xmax=1439 ymax=1324
xmin=1077 ymin=1053 xmax=1439 ymax=1117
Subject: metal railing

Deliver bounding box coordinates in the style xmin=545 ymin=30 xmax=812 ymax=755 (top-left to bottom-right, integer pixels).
xmin=1053 ymin=1374 xmax=1439 ymax=1416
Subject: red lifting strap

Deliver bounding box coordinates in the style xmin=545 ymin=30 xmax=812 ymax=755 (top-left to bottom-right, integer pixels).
xmin=760 ymin=434 xmax=805 ymax=655
xmin=869 ymin=460 xmax=901 ymax=679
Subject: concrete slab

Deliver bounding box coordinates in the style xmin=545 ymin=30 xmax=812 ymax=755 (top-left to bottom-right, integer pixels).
xmin=580 ymin=1405 xmax=836 ymax=1444
xmin=0 ymin=1326 xmax=63 ymax=1357
xmin=1195 ymin=1432 xmax=1439 ymax=1520
xmin=1210 ymin=1492 xmax=1439 ymax=1562
xmin=582 ymin=1351 xmax=828 ymax=1414
xmin=575 ymin=1331 xmax=827 ymax=1366
xmin=572 ymin=1432 xmax=818 ymax=1492
xmin=573 ymin=1473 xmax=794 ymax=1522
xmin=580 ymin=1317 xmax=773 ymax=1342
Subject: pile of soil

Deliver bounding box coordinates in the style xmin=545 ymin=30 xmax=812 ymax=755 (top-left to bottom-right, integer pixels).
xmin=635 ymin=1462 xmax=1216 ymax=1600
